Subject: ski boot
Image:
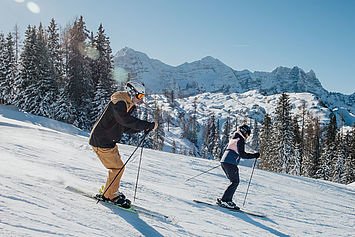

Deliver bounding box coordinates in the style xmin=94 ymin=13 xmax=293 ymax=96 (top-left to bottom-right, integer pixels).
xmin=217 ymin=198 xmax=240 ymax=210
xmin=95 ymin=194 xmax=110 ymax=202
xmin=111 ymin=192 xmax=131 ymax=209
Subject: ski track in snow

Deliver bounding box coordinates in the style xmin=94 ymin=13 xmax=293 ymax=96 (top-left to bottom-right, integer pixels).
xmin=0 ymin=105 xmax=354 ymax=237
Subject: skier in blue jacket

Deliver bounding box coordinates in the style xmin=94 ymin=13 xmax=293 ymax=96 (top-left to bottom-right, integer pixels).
xmin=217 ymin=124 xmax=260 ymax=209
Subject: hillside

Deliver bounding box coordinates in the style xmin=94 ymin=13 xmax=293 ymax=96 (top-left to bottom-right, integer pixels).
xmin=114 ymin=47 xmax=355 ymax=126
xmin=1 ymin=105 xmax=354 ymax=236
xmin=143 ymin=91 xmax=354 ymax=154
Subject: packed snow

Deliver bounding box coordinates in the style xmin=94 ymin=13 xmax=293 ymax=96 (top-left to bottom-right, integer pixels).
xmin=0 ymin=105 xmax=354 ymax=236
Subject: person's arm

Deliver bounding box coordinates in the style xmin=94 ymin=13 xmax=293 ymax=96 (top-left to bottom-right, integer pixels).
xmin=123 ymin=127 xmax=140 ymax=134
xmin=237 ymin=139 xmax=259 ymax=159
xmin=112 ymin=101 xmax=154 ymax=131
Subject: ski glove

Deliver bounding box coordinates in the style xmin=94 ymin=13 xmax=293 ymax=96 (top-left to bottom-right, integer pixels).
xmin=147 ymin=121 xmax=158 ymax=133
xmin=254 ymin=152 xmax=260 ymax=158
xmin=151 ymin=121 xmax=158 ymax=132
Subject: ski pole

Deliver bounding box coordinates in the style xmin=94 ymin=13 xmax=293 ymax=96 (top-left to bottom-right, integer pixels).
xmin=243 ymin=158 xmax=257 ymax=207
xmin=133 ymin=143 xmax=145 ymax=202
xmin=185 ymin=164 xmax=221 ymax=182
xmin=99 ymin=131 xmax=149 ymax=202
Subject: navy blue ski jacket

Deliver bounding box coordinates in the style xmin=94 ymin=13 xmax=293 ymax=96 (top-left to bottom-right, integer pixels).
xmin=220 ymin=131 xmax=259 ymax=165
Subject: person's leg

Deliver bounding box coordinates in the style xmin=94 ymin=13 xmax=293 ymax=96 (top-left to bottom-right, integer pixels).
xmin=221 ymin=162 xmax=240 ymax=201
xmin=92 ymin=145 xmax=124 ymax=200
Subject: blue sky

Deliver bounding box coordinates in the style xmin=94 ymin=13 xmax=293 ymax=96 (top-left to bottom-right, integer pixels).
xmin=1 ymin=0 xmax=354 ymax=94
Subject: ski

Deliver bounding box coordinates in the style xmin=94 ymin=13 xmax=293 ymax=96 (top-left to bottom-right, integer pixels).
xmin=65 ymin=186 xmax=137 ymax=213
xmin=65 ymin=186 xmax=172 ymax=222
xmin=193 ymin=200 xmax=266 ymax=218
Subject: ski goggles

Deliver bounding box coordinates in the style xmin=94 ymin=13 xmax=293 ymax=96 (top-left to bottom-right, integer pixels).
xmin=136 ymin=93 xmax=145 ymax=100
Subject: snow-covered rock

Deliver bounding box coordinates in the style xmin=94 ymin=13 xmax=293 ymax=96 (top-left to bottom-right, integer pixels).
xmin=113 ymin=47 xmax=354 ymax=126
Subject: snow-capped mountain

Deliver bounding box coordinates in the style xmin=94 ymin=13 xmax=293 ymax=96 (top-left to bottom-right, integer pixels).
xmin=114 ymin=47 xmax=354 ymax=126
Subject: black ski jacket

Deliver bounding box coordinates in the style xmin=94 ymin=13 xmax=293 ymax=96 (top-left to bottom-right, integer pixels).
xmin=89 ymin=91 xmax=154 ymax=148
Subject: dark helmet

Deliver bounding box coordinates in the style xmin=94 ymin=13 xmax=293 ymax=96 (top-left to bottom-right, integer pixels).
xmin=239 ymin=124 xmax=251 ymax=137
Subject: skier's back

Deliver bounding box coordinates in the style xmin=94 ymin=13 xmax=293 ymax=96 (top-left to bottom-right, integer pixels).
xmin=217 ymin=124 xmax=260 ymax=209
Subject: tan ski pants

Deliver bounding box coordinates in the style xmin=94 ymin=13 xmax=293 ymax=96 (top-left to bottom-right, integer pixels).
xmin=91 ymin=145 xmax=125 ymax=200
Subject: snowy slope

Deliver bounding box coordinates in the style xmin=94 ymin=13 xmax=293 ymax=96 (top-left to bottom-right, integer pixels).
xmin=1 ymin=105 xmax=354 ymax=237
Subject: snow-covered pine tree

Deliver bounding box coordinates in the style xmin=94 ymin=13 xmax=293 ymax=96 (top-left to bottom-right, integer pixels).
xmin=151 ymin=103 xmax=164 ymax=150
xmin=182 ymin=113 xmax=198 ymax=146
xmin=290 ymin=116 xmax=302 ymax=176
xmin=232 ymin=116 xmax=239 ymax=133
xmin=201 ymin=114 xmax=216 ymax=159
xmin=3 ymin=33 xmax=17 ymax=104
xmin=302 ymin=112 xmax=314 ymax=177
xmin=171 ymin=140 xmax=177 ymax=153
xmin=207 ymin=114 xmax=217 ymax=159
xmin=55 ymin=84 xmax=76 ymax=124
xmin=332 ymin=115 xmax=349 ymax=183
xmin=169 ymin=90 xmax=175 ymax=107
xmin=32 ymin=23 xmax=59 ymax=118
xmin=53 ymin=22 xmax=76 ymax=124
xmin=251 ymin=119 xmax=260 ymax=151
xmin=165 ymin=111 xmax=172 ymax=132
xmin=298 ymin=101 xmax=307 ymax=173
xmin=47 ymin=18 xmax=64 ymax=88
xmin=274 ymin=93 xmax=294 ymax=173
xmin=66 ymin=16 xmax=94 ymax=129
xmin=333 ymin=131 xmax=347 ymax=183
xmin=302 ymin=113 xmax=322 ymax=178
xmin=259 ymin=113 xmax=276 ymax=171
xmin=212 ymin=119 xmax=221 ymax=159
xmin=219 ymin=116 xmax=231 ymax=158
xmin=191 ymin=97 xmax=199 ymax=145
xmin=312 ymin=116 xmax=322 ymax=177
xmin=179 ymin=99 xmax=198 ymax=148
xmin=0 ymin=33 xmax=6 ymax=104
xmin=316 ymin=112 xmax=337 ymax=180
xmin=13 ymin=24 xmax=20 ymax=65
xmin=15 ymin=26 xmax=39 ymax=111
xmin=343 ymin=125 xmax=355 ymax=184
xmin=90 ymin=24 xmax=115 ymax=125
xmin=47 ymin=19 xmax=66 ymax=120
xmin=0 ymin=34 xmax=8 ymax=104
xmin=201 ymin=117 xmax=210 ymax=158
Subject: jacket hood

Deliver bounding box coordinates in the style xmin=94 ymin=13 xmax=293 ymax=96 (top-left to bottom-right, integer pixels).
xmin=111 ymin=91 xmax=134 ymax=112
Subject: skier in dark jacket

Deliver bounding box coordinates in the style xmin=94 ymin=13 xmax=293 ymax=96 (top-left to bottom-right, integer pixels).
xmin=217 ymin=124 xmax=260 ymax=209
xmin=89 ymin=80 xmax=157 ymax=207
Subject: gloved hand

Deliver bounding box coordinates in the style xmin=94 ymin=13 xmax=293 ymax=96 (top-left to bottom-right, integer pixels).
xmin=146 ymin=121 xmax=158 ymax=133
xmin=152 ymin=121 xmax=158 ymax=132
xmin=254 ymin=152 xmax=260 ymax=158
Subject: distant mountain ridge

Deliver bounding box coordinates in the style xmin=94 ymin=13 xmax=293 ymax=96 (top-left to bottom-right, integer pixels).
xmin=114 ymin=47 xmax=354 ymax=125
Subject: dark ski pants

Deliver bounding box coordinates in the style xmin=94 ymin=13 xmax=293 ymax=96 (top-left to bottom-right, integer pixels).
xmin=221 ymin=162 xmax=240 ymax=202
